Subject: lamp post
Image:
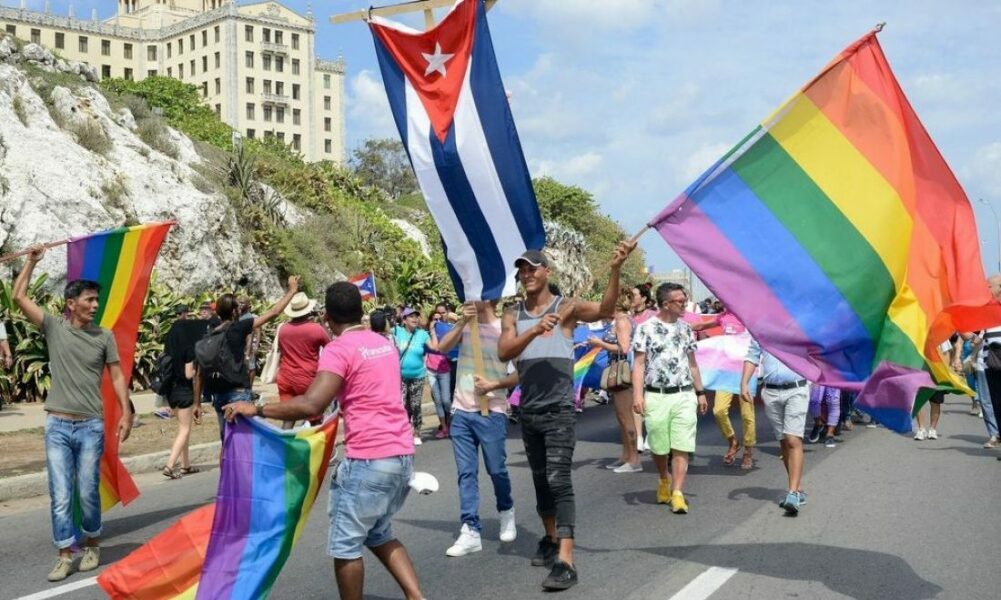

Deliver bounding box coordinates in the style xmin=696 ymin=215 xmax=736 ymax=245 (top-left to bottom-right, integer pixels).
xmin=979 ymin=198 xmax=1001 ymax=274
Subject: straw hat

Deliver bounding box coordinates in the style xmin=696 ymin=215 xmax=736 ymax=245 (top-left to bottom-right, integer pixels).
xmin=284 ymin=292 xmax=316 ymax=318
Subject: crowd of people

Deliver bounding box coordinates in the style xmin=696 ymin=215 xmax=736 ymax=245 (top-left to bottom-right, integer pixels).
xmin=11 ymin=239 xmax=1000 ymax=596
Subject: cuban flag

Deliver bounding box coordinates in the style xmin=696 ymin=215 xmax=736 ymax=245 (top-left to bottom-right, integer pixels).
xmin=349 ymin=273 xmax=377 ymax=300
xmin=368 ymin=0 xmax=545 ymax=301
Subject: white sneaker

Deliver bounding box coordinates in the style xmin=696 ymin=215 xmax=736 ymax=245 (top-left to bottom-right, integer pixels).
xmin=499 ymin=508 xmax=517 ymax=542
xmin=413 ymin=436 xmax=423 ymax=446
xmin=984 ymin=436 xmax=999 ymax=449
xmin=913 ymin=429 xmax=927 ymax=441
xmin=446 ymin=523 xmax=482 ymax=557
xmin=612 ymin=462 xmax=642 ymax=473
xmin=638 ymin=436 xmax=649 ymax=453
xmin=927 ymin=429 xmax=939 ymax=440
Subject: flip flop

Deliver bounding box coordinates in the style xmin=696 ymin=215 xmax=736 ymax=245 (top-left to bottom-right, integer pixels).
xmin=740 ymin=451 xmax=754 ymax=470
xmin=723 ymin=443 xmax=740 ymax=466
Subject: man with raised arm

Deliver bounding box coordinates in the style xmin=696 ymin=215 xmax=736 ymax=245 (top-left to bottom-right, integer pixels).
xmin=498 ymin=241 xmax=636 ymax=591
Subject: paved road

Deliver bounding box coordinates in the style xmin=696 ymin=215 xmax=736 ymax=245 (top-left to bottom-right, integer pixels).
xmin=3 ymin=396 xmax=999 ymax=599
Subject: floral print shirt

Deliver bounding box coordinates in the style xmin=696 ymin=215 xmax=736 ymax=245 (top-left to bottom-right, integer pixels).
xmin=631 ymin=317 xmax=697 ymax=388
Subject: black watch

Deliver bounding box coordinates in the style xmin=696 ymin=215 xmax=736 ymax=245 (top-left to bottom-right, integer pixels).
xmin=256 ymin=404 xmax=265 ymax=418
xmin=695 ymin=389 xmax=706 ymax=396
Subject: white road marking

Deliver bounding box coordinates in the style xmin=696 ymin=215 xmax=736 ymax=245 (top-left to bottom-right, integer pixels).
xmin=11 ymin=577 xmax=98 ymax=600
xmin=668 ymin=567 xmax=739 ymax=600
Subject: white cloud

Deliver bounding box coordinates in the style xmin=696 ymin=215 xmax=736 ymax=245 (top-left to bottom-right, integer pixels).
xmin=964 ymin=143 xmax=1001 ymax=199
xmin=345 ymin=70 xmax=396 ymax=141
xmin=680 ymin=142 xmax=731 ymax=182
xmin=532 ymin=152 xmax=604 ymax=181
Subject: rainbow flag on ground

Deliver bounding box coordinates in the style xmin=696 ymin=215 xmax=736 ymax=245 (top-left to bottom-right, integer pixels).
xmin=573 ymin=347 xmax=602 ymax=399
xmin=97 ymin=415 xmax=339 ymax=599
xmin=695 ymin=332 xmax=758 ymax=396
xmin=66 ymin=222 xmax=173 ymax=511
xmin=649 ymin=29 xmax=1001 ymax=433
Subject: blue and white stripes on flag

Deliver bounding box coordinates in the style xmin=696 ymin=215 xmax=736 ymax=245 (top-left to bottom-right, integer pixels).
xmin=368 ymin=0 xmax=545 ymax=301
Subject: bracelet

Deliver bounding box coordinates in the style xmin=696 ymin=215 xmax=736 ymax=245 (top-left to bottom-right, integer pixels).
xmin=695 ymin=389 xmax=706 ymax=395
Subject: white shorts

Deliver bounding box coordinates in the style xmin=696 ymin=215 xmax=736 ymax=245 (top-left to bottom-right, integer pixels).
xmin=761 ymin=386 xmax=809 ymax=440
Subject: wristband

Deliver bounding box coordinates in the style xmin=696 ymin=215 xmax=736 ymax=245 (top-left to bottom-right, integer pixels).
xmin=695 ymin=389 xmax=705 ymax=396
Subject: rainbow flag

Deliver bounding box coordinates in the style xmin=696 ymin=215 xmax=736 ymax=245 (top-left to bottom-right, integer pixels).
xmin=97 ymin=415 xmax=339 ymax=599
xmin=573 ymin=347 xmax=602 ymax=399
xmin=695 ymin=332 xmax=758 ymax=396
xmin=648 ymin=29 xmax=1001 ymax=433
xmin=66 ymin=222 xmax=173 ymax=511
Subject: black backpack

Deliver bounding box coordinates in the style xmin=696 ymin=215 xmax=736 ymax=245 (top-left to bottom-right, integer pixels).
xmin=149 ymin=353 xmax=174 ymax=397
xmin=195 ymin=323 xmax=248 ymax=387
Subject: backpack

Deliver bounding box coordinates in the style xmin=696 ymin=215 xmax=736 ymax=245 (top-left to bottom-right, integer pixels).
xmin=195 ymin=323 xmax=248 ymax=387
xmin=149 ymin=353 xmax=174 ymax=397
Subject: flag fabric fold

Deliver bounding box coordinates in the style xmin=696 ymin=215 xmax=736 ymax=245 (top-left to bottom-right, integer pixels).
xmin=97 ymin=415 xmax=339 ymax=599
xmin=648 ymin=30 xmax=1001 ymax=432
xmin=368 ymin=0 xmax=545 ymax=301
xmin=695 ymin=332 xmax=758 ymax=396
xmin=66 ymin=221 xmax=173 ymax=511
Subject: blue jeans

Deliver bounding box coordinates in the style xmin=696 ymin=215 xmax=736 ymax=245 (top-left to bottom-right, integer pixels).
xmin=45 ymin=415 xmax=104 ymax=549
xmin=210 ymin=388 xmax=252 ymax=442
xmin=975 ymin=370 xmax=999 ymax=437
xmin=327 ymin=455 xmax=414 ymax=559
xmin=450 ymin=410 xmax=513 ymax=532
xmin=427 ymin=370 xmax=452 ymax=419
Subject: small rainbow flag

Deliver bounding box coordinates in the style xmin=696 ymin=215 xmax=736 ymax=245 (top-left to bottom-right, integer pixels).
xmin=98 ymin=414 xmax=339 ymax=599
xmin=573 ymin=347 xmax=602 ymax=399
xmin=649 ymin=29 xmax=1001 ymax=432
xmin=66 ymin=221 xmax=173 ymax=511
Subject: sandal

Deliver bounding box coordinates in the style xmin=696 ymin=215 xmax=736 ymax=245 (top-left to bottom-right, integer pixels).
xmin=179 ymin=466 xmax=201 ymax=475
xmin=162 ymin=466 xmax=181 ymax=480
xmin=723 ymin=441 xmax=740 ymax=466
xmin=740 ymin=451 xmax=754 ymax=471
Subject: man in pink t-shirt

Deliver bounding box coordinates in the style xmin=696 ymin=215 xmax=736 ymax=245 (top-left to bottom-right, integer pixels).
xmin=225 ymin=282 xmax=424 ymax=600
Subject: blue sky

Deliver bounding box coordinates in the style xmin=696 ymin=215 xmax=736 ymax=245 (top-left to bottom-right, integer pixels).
xmin=20 ymin=0 xmax=1001 ymax=277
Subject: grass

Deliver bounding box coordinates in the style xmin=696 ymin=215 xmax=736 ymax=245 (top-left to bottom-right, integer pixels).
xmin=71 ymin=120 xmax=112 ymax=156
xmin=137 ymin=119 xmax=179 ymax=159
xmin=12 ymin=96 xmax=28 ymax=126
xmin=101 ymin=173 xmax=129 ymax=207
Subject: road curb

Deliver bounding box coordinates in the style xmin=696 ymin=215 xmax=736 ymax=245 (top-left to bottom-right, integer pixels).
xmin=0 ymin=442 xmax=221 ymax=503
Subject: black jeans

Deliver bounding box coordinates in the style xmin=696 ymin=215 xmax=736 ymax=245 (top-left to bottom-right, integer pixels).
xmin=520 ymin=410 xmax=576 ymax=539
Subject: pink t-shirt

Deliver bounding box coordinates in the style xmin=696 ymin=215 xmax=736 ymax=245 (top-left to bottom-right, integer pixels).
xmin=317 ymin=330 xmax=414 ymax=460
xmin=717 ymin=311 xmax=746 ymax=335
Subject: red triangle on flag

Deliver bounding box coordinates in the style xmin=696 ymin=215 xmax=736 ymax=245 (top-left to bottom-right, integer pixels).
xmin=370 ymin=0 xmax=477 ymax=144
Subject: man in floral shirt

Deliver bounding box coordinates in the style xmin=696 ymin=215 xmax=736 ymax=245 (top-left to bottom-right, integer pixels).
xmin=631 ymin=282 xmax=708 ymax=514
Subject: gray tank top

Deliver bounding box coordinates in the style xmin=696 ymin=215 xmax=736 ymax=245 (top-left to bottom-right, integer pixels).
xmin=514 ymin=296 xmax=575 ymax=414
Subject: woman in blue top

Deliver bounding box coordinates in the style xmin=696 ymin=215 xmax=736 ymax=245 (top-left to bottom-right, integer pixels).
xmin=394 ymin=307 xmax=437 ymax=445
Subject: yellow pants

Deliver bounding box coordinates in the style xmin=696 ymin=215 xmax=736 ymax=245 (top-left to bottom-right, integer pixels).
xmin=713 ymin=391 xmax=756 ymax=447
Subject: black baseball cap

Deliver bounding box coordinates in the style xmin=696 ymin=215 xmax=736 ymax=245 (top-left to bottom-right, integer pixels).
xmin=514 ymin=249 xmax=548 ymax=269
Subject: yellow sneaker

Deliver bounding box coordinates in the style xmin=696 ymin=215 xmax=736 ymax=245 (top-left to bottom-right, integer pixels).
xmin=656 ymin=478 xmax=671 ymax=504
xmin=670 ymin=490 xmax=688 ymax=514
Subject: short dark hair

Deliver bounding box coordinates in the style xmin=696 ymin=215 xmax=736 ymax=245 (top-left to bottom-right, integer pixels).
xmin=436 ymin=302 xmax=452 ymax=312
xmin=655 ymin=282 xmax=687 ymax=307
xmin=64 ymin=280 xmax=101 ymax=301
xmin=370 ymin=309 xmax=389 ymax=333
xmin=632 ymin=284 xmax=652 ymax=304
xmin=216 ymin=293 xmax=239 ymax=321
xmin=325 ymin=282 xmax=363 ymax=325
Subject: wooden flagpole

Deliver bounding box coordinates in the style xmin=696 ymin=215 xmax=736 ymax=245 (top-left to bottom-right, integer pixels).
xmin=0 ymin=238 xmax=72 ymax=264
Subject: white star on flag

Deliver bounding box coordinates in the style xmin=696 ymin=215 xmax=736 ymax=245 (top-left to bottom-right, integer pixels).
xmin=422 ymin=42 xmax=455 ymax=78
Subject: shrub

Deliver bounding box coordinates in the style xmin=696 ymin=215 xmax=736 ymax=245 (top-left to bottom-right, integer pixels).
xmin=136 ymin=119 xmax=179 ymax=159
xmin=71 ymin=120 xmax=112 ymax=156
xmin=12 ymin=96 xmax=28 ymax=126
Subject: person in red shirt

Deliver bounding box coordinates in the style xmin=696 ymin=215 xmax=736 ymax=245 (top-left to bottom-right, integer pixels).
xmin=276 ymin=292 xmax=330 ymax=429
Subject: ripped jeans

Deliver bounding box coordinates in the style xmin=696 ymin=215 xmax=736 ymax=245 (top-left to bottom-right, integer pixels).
xmin=520 ymin=410 xmax=576 ymax=539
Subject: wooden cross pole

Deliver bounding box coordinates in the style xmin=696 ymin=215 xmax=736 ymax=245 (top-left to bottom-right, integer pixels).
xmin=330 ymin=0 xmax=499 ymax=26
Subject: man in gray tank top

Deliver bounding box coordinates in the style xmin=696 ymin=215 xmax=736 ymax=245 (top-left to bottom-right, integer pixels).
xmin=498 ymin=242 xmax=635 ymax=591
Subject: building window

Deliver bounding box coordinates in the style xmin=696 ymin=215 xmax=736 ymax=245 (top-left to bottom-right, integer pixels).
xmin=179 ymin=63 xmax=184 ymax=78
xmin=178 ymin=38 xmax=183 ymax=54
xmin=246 ymin=103 xmax=255 ymax=120
xmin=124 ymin=68 xmax=134 ymax=81
xmin=190 ymin=59 xmax=195 ymax=74
xmin=277 ymin=56 xmax=285 ymax=73
xmin=245 ymin=51 xmax=254 ymax=68
xmin=4 ymin=25 xmax=15 ymax=36
xmin=291 ymin=33 xmax=299 ymax=50
xmin=189 ymin=34 xmax=195 ymax=49
xmin=167 ymin=66 xmax=172 ymax=77
xmin=263 ymin=106 xmax=272 ymax=122
xmin=264 ymin=130 xmax=273 ymax=139
xmin=263 ymin=79 xmax=272 ymax=94
xmin=214 ymin=52 xmax=220 ymax=69
xmin=276 ymin=107 xmax=285 ymax=123
xmin=324 ymin=117 xmax=331 ymax=132
xmin=292 ymin=109 xmax=300 ymax=125
xmin=325 ymin=139 xmax=332 ymax=154
xmin=215 ymin=104 xmax=220 ymax=117
xmin=124 ymin=43 xmax=133 ymax=59
xmin=262 ymin=54 xmax=271 ymax=71
xmin=276 ymin=132 xmax=285 ymax=143
xmin=215 ymin=78 xmax=220 ymax=95
xmin=245 ymin=77 xmax=254 ymax=93
xmin=323 ymin=74 xmax=331 ymax=89
xmin=78 ymin=36 xmax=88 ymax=53
xmin=102 ymin=39 xmax=111 ymax=56
xmin=148 ymin=69 xmax=158 ymax=78
xmin=202 ymin=82 xmax=208 ymax=98
xmin=292 ymin=134 xmax=301 ymax=150
xmin=202 ymin=30 xmax=208 ymax=47
xmin=262 ymin=28 xmax=271 ymax=43
xmin=324 ymin=96 xmax=331 ymax=110
xmin=55 ymin=32 xmax=65 ymax=49
xmin=246 ymin=128 xmax=255 ymax=139
xmin=275 ymin=31 xmax=283 ymax=45
xmin=101 ymin=65 xmax=111 ymax=79
xmin=167 ymin=42 xmax=172 ymax=58
xmin=292 ymin=84 xmax=300 ymax=100
xmin=202 ymin=56 xmax=208 ymax=73
xmin=147 ymin=45 xmax=157 ymax=61
xmin=291 ymin=59 xmax=300 ymax=75
xmin=30 ymin=28 xmax=40 ymax=44
xmin=214 ymin=26 xmax=220 ymax=43
xmin=275 ymin=81 xmax=284 ymax=96
xmin=245 ymin=25 xmax=253 ymax=42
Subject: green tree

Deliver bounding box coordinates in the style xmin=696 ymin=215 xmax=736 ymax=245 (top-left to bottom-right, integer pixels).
xmin=349 ymin=138 xmax=418 ymax=199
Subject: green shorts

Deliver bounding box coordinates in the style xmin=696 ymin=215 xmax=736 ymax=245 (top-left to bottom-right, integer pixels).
xmin=644 ymin=389 xmax=698 ymax=454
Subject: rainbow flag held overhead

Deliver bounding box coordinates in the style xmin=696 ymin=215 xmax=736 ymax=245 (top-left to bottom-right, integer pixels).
xmin=695 ymin=332 xmax=758 ymax=396
xmin=98 ymin=415 xmax=339 ymax=599
xmin=573 ymin=347 xmax=602 ymax=399
xmin=66 ymin=221 xmax=173 ymax=511
xmin=649 ymin=29 xmax=1001 ymax=433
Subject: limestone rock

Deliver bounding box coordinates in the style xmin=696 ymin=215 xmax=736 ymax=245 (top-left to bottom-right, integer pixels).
xmin=0 ymin=37 xmax=14 ymax=61
xmin=391 ymin=218 xmax=431 ymax=257
xmin=21 ymin=43 xmax=53 ymax=65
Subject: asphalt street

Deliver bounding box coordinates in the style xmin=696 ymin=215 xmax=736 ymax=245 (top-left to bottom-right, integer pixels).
xmin=2 ymin=395 xmax=999 ymax=599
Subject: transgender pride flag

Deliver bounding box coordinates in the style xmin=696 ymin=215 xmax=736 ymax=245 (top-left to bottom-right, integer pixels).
xmin=369 ymin=0 xmax=545 ymax=301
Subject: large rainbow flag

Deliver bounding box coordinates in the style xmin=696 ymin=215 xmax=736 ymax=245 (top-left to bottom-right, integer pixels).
xmin=66 ymin=221 xmax=173 ymax=511
xmin=649 ymin=29 xmax=1001 ymax=433
xmin=98 ymin=414 xmax=339 ymax=599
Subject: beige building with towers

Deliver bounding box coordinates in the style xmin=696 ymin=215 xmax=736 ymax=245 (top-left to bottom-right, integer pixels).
xmin=0 ymin=0 xmax=345 ymax=163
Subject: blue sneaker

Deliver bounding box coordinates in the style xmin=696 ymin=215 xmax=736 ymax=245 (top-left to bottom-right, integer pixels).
xmin=780 ymin=491 xmax=800 ymax=515
xmin=796 ymin=490 xmax=808 ymax=505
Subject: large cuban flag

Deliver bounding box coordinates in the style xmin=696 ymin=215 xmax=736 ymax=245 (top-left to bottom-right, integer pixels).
xmin=368 ymin=0 xmax=545 ymax=301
